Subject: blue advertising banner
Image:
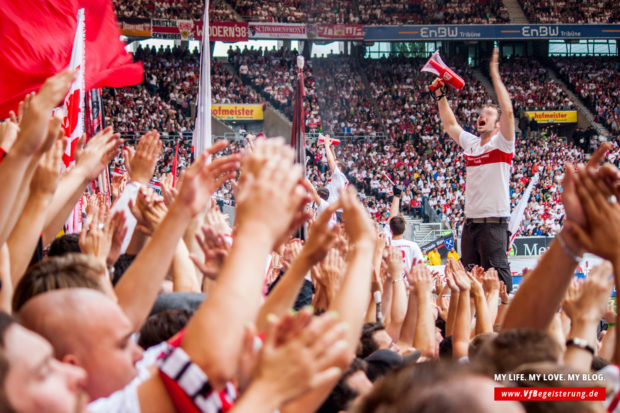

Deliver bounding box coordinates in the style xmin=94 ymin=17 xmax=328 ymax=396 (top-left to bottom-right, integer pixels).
xmin=364 ymin=24 xmax=620 ymax=41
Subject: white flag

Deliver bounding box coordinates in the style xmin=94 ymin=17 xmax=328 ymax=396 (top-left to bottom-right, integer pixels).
xmin=508 ymin=173 xmax=539 ymax=249
xmin=193 ymin=1 xmax=211 ymax=156
xmin=62 ymin=8 xmax=86 ymax=233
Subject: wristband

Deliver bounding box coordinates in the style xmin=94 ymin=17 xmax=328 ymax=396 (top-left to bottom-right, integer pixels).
xmin=566 ymin=337 xmax=595 ymax=355
xmin=608 ymin=323 xmax=616 ymax=328
xmin=557 ymin=232 xmax=583 ymax=264
xmin=501 ymin=300 xmax=509 ymax=305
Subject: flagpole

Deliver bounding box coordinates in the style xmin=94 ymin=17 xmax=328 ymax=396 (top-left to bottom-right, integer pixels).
xmin=193 ymin=0 xmax=211 ymax=157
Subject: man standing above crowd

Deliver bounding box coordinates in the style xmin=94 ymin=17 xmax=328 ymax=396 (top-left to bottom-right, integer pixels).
xmin=433 ymin=49 xmax=515 ymax=291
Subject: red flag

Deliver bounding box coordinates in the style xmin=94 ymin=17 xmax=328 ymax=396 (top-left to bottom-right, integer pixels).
xmin=0 ymin=0 xmax=143 ymax=118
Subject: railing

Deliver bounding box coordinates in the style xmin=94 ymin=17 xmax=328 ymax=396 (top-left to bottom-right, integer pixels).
xmin=119 ymin=131 xmax=385 ymax=143
xmin=305 ymin=131 xmax=386 ymax=142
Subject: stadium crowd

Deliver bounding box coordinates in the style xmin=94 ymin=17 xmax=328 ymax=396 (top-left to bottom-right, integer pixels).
xmin=497 ymin=56 xmax=575 ymax=113
xmin=553 ymin=57 xmax=620 ymax=135
xmin=362 ymin=55 xmax=489 ymax=143
xmin=2 ymin=68 xmax=620 ymax=413
xmin=228 ymin=46 xmax=322 ymax=131
xmin=312 ymin=55 xmax=381 ymax=136
xmin=113 ymin=0 xmax=240 ymax=21
xmin=356 ymin=0 xmax=509 ymax=24
xmin=104 ymin=45 xmax=262 ymax=136
xmin=518 ymin=0 xmax=619 ymax=23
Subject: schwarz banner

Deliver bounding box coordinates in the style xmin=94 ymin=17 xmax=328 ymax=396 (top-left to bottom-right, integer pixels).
xmin=248 ymin=22 xmax=307 ymax=39
xmin=525 ymin=110 xmax=577 ymax=123
xmin=364 ymin=24 xmax=620 ymax=41
xmin=212 ymin=104 xmax=263 ymax=120
xmin=307 ymin=24 xmax=364 ymax=39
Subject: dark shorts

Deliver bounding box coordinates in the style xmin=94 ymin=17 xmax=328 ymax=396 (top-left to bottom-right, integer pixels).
xmin=460 ymin=220 xmax=513 ymax=292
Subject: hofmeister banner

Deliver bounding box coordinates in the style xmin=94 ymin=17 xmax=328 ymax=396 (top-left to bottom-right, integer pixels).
xmin=525 ymin=110 xmax=578 ymax=123
xmin=212 ymin=104 xmax=263 ymax=120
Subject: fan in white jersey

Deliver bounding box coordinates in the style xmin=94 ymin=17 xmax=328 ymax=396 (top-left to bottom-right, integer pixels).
xmin=433 ymin=48 xmax=516 ymax=292
xmin=386 ymin=185 xmax=423 ymax=273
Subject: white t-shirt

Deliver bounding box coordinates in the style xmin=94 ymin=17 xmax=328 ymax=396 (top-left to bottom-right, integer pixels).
xmin=391 ymin=238 xmax=424 ymax=273
xmin=326 ymin=167 xmax=349 ymax=204
xmin=459 ymin=130 xmax=515 ymax=218
xmin=317 ymin=199 xmax=338 ymax=228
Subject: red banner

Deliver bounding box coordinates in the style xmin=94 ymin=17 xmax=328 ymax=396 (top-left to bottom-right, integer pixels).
xmin=308 ymin=24 xmax=364 ymax=39
xmin=150 ymin=20 xmax=248 ymax=42
xmin=197 ymin=21 xmax=248 ymax=42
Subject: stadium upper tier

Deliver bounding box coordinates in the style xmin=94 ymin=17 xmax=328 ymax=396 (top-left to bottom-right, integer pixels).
xmin=112 ymin=0 xmax=619 ymax=24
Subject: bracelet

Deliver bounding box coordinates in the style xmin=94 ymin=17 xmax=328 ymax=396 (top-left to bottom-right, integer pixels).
xmin=501 ymin=300 xmax=509 ymax=305
xmin=608 ymin=323 xmax=616 ymax=328
xmin=556 ymin=232 xmax=583 ymax=264
xmin=392 ymin=276 xmax=405 ymax=283
xmin=566 ymin=337 xmax=595 ymax=355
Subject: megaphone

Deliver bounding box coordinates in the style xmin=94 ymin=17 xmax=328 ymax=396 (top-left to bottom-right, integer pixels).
xmin=421 ymin=51 xmax=465 ymax=92
xmin=318 ymin=134 xmax=341 ymax=145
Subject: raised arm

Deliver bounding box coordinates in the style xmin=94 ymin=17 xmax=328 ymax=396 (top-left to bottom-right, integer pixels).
xmin=0 ymin=71 xmax=75 ymax=245
xmin=256 ymin=202 xmax=340 ymax=332
xmin=502 ymin=145 xmax=611 ymax=330
xmin=115 ymin=142 xmax=240 ymax=331
xmin=181 ymin=138 xmax=311 ymax=388
xmin=41 ymin=126 xmax=122 ymax=245
xmin=433 ymin=79 xmax=465 ymax=145
xmin=408 ymin=263 xmax=437 ymax=358
xmin=562 ymin=264 xmax=613 ymax=372
xmin=489 ymin=48 xmax=515 ymax=141
xmin=322 ymin=136 xmax=337 ymax=174
xmin=7 ymin=135 xmax=64 ymax=284
xmin=449 ymin=258 xmax=472 ymax=359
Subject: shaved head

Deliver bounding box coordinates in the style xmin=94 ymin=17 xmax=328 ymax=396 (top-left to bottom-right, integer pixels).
xmin=18 ymin=288 xmax=143 ymax=400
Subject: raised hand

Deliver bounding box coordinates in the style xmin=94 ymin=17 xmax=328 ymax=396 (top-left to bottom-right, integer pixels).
xmin=174 ymin=140 xmax=241 ymax=218
xmin=235 ymin=138 xmax=310 ymax=249
xmin=14 ymin=71 xmax=76 ymax=157
xmin=301 ymin=201 xmax=340 ymax=264
xmin=338 ymin=186 xmax=375 ymax=247
xmin=250 ymin=312 xmax=347 ymax=407
xmin=0 ymin=110 xmax=20 ymax=152
xmin=482 ymin=267 xmax=500 ymax=295
xmin=75 ymin=127 xmax=123 ymax=181
xmin=79 ymin=199 xmax=111 ymax=264
xmin=160 ymin=172 xmax=178 ymax=206
xmin=407 ymin=263 xmax=434 ymax=296
xmin=313 ymin=249 xmax=346 ymax=300
xmin=126 ymin=130 xmax=161 ymax=184
xmin=565 ymin=163 xmax=620 ymax=263
xmin=110 ymin=173 xmax=128 ymax=203
xmin=129 ymin=187 xmax=168 ymax=235
xmin=191 ymin=225 xmax=232 ymax=281
xmin=29 ymin=134 xmax=65 ymax=196
xmin=106 ymin=211 xmax=127 ymax=266
xmin=499 ymin=281 xmax=509 ymax=304
xmin=489 ymin=48 xmax=500 ymax=78
xmin=386 ymin=246 xmax=404 ymax=279
xmin=448 ymin=258 xmax=471 ymax=291
xmin=562 ymin=143 xmax=612 ymax=228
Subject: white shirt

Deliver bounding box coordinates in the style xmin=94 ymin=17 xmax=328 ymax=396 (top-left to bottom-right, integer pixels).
xmin=391 ymin=238 xmax=424 ymax=273
xmin=326 ymin=167 xmax=349 ymax=204
xmin=459 ymin=130 xmax=515 ymax=218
